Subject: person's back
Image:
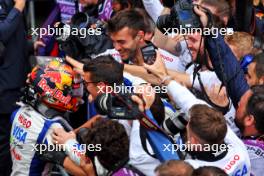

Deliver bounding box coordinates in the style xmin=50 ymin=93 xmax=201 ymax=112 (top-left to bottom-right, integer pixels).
xmin=10 ymin=104 xmax=68 ymax=175
xmin=184 ymin=105 xmax=251 ymax=176
xmin=10 ymin=59 xmax=84 ymax=175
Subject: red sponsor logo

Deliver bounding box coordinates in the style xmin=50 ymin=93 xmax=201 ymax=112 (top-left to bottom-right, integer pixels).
xmin=18 ymin=115 xmax=31 ymax=128
xmin=11 ymin=148 xmax=22 ymax=161
xmin=161 ymin=54 xmax=173 ymax=62
xmin=224 ymin=154 xmax=240 ymax=172
xmin=41 ymin=70 xmax=62 ymax=84
xmin=38 ymin=78 xmax=71 ymax=104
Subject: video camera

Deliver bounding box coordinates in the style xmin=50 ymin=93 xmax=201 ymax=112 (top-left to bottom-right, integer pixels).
xmin=56 ymin=12 xmax=113 ymax=61
xmin=94 ymin=92 xmax=141 ymax=120
xmin=156 ymin=0 xmax=201 ymax=33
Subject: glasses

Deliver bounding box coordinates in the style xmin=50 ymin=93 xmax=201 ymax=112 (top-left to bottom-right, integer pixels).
xmin=82 ymin=80 xmax=99 ymax=87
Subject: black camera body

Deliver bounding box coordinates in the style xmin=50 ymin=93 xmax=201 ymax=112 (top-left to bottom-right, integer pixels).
xmin=141 ymin=42 xmax=157 ymax=65
xmin=156 ymin=0 xmax=201 ymax=33
xmin=56 ymin=12 xmax=113 ymax=60
xmin=94 ymin=92 xmax=141 ymax=120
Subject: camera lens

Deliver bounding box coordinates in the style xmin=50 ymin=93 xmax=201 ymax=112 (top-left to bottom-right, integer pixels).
xmin=162 ymin=112 xmax=188 ymax=135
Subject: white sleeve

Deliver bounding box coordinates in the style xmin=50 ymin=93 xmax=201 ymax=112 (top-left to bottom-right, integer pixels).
xmin=44 ymin=123 xmax=83 ymax=166
xmin=64 ymin=139 xmax=85 ymax=166
xmin=142 ymin=0 xmax=164 ymax=22
xmin=189 ymin=71 xmax=221 ymax=91
xmin=167 ymin=81 xmax=208 ymax=114
xmin=159 ymin=49 xmax=186 ymax=73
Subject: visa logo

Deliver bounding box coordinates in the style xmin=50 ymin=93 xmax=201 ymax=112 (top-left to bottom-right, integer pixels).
xmin=12 ymin=124 xmax=27 ymax=144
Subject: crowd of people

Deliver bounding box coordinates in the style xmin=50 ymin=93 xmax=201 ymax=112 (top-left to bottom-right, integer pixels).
xmin=0 ymin=0 xmax=264 ymax=176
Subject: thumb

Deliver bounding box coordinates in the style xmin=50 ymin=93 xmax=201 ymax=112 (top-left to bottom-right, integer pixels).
xmin=131 ymin=95 xmax=144 ymax=112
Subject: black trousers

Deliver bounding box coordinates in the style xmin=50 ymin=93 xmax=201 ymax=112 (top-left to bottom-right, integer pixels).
xmin=0 ymin=113 xmax=12 ymax=176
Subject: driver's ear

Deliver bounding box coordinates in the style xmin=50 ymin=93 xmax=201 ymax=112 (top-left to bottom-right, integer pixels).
xmin=259 ymin=76 xmax=264 ymax=85
xmin=244 ymin=114 xmax=255 ymax=127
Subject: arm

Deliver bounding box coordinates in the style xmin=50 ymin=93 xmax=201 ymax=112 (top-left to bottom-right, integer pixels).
xmin=0 ymin=0 xmax=25 ymax=42
xmin=166 ymin=80 xmax=207 ymax=114
xmin=63 ymin=157 xmax=91 ymax=176
xmin=142 ymin=0 xmax=164 ymax=22
xmin=124 ymin=64 xmax=191 ymax=86
xmin=66 ymin=56 xmax=84 ymax=74
xmin=205 ymin=34 xmax=250 ymax=107
xmin=193 ymin=6 xmax=250 ymax=108
xmin=153 ymin=29 xmax=184 ymax=56
xmin=152 ymin=7 xmax=185 ymax=56
xmin=124 ymin=64 xmax=161 ymax=85
xmin=167 ymin=69 xmax=191 ymax=87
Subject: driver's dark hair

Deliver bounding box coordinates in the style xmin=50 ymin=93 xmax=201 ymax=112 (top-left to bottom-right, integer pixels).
xmin=83 ymin=55 xmax=124 ymax=86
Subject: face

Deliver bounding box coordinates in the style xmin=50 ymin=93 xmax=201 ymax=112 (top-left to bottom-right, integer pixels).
xmin=83 ymin=72 xmax=99 ymax=100
xmin=246 ymin=62 xmax=259 ymax=86
xmin=186 ymin=33 xmax=204 ymax=62
xmin=235 ymin=90 xmax=252 ymax=134
xmin=110 ymin=27 xmax=142 ymax=62
xmin=112 ymin=1 xmax=122 ymax=12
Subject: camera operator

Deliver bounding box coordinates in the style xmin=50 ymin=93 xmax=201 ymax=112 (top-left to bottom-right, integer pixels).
xmin=172 ymin=6 xmax=264 ymax=176
xmin=81 ymin=55 xmax=166 ymax=175
xmin=132 ymin=86 xmax=251 ymax=175
xmin=105 ymin=9 xmax=188 ymax=86
xmin=60 ymin=55 xmax=179 ymax=175
xmin=134 ymin=1 xmax=239 ymax=135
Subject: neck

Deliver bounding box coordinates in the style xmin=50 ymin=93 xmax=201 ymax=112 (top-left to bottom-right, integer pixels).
xmin=243 ymin=127 xmax=261 ymax=138
xmin=36 ymin=102 xmax=64 ymax=118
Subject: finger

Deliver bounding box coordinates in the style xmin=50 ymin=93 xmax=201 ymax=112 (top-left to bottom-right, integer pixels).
xmin=37 ymin=41 xmax=46 ymax=47
xmin=53 ymin=128 xmax=63 ymax=135
xmin=73 ymin=67 xmax=84 ymax=76
xmin=52 ymin=133 xmax=59 ymax=141
xmin=131 ymin=95 xmax=144 ymax=112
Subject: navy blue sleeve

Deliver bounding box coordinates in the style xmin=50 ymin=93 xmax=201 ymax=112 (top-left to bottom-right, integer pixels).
xmin=0 ymin=7 xmax=22 ymax=42
xmin=205 ymin=33 xmax=250 ymax=108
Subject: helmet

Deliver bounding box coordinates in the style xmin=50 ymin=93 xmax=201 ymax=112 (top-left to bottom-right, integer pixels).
xmin=29 ymin=58 xmax=83 ymax=112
